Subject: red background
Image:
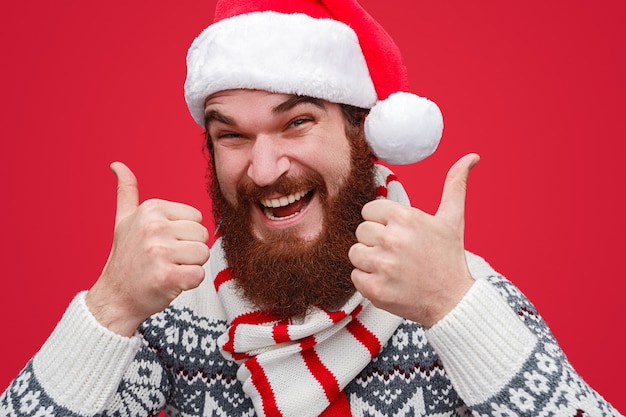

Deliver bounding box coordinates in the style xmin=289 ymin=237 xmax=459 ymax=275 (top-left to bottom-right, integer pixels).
xmin=1 ymin=0 xmax=624 ymax=412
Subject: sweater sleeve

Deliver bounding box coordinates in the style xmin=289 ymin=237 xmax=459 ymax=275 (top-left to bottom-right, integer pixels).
xmin=0 ymin=292 xmax=170 ymax=416
xmin=425 ymin=252 xmax=623 ymax=416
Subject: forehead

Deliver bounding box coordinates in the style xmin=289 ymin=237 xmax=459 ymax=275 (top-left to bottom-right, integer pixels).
xmin=205 ymin=89 xmax=287 ymax=107
xmin=204 ymin=89 xmax=328 ymax=120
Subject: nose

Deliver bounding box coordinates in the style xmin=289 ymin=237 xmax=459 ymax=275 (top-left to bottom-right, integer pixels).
xmin=247 ymin=134 xmax=290 ymax=187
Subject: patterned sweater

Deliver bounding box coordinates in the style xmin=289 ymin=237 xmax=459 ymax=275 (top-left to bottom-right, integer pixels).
xmin=1 ymin=250 xmax=622 ymax=417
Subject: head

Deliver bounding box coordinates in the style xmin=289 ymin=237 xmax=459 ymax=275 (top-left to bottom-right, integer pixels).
xmin=205 ymin=89 xmax=374 ymax=317
xmin=184 ymin=0 xmax=444 ymax=317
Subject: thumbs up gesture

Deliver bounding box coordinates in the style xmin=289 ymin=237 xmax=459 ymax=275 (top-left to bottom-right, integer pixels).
xmin=348 ymin=154 xmax=480 ymax=328
xmin=86 ymin=162 xmax=210 ymax=336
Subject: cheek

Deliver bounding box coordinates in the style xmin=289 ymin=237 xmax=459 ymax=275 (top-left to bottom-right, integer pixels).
xmin=325 ymin=163 xmax=351 ymax=199
xmin=321 ymin=139 xmax=353 ymax=195
xmin=213 ymin=153 xmax=246 ymax=205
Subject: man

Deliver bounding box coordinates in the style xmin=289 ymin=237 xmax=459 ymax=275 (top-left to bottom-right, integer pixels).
xmin=1 ymin=0 xmax=622 ymax=416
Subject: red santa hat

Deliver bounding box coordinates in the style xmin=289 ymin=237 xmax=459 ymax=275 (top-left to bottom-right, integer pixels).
xmin=184 ymin=0 xmax=443 ymax=165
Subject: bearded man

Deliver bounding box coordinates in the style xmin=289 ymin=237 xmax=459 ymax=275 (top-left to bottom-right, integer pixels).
xmin=1 ymin=0 xmax=621 ymax=416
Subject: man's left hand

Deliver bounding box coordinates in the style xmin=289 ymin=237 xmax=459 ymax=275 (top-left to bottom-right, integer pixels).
xmin=348 ymin=153 xmax=480 ymax=327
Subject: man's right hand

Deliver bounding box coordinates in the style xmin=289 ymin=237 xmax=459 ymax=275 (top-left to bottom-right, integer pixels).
xmin=85 ymin=162 xmax=210 ymax=337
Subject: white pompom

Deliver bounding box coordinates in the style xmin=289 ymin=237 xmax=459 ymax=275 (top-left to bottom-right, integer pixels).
xmin=364 ymin=92 xmax=444 ymax=165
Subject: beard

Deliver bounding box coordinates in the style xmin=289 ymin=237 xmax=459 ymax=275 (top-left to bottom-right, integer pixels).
xmin=209 ymin=133 xmax=376 ymax=319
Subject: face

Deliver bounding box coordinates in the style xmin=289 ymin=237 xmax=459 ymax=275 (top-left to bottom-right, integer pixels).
xmin=205 ymin=89 xmax=353 ymax=242
xmin=205 ymin=89 xmax=376 ymax=318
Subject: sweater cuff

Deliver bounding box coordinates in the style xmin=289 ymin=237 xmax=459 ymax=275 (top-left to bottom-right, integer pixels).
xmin=33 ymin=291 xmax=142 ymax=415
xmin=425 ymin=278 xmax=537 ymax=406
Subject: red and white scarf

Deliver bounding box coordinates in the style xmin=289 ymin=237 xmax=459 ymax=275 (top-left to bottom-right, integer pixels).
xmin=211 ymin=165 xmax=408 ymax=417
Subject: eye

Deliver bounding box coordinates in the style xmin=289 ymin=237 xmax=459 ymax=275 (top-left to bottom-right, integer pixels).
xmin=216 ymin=131 xmax=242 ymax=139
xmin=287 ymin=117 xmax=313 ymax=129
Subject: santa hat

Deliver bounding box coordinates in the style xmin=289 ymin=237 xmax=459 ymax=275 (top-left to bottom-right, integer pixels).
xmin=184 ymin=0 xmax=443 ymax=165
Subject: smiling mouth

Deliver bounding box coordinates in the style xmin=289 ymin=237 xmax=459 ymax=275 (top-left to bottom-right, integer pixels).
xmin=260 ymin=189 xmax=314 ymax=220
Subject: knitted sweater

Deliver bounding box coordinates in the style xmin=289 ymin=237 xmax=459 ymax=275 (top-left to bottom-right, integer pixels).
xmin=1 ymin=251 xmax=621 ymax=416
xmin=0 ymin=165 xmax=621 ymax=416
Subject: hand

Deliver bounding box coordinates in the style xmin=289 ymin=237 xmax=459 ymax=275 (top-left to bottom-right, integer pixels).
xmin=348 ymin=153 xmax=480 ymax=327
xmin=86 ymin=162 xmax=210 ymax=336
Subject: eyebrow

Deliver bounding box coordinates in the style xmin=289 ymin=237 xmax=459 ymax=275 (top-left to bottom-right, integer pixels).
xmin=272 ymin=95 xmax=326 ymax=114
xmin=204 ymin=95 xmax=326 ymax=130
xmin=204 ymin=109 xmax=235 ymax=131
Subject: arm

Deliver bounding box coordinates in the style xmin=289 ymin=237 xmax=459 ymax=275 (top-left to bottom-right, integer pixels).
xmin=427 ymin=254 xmax=622 ymax=416
xmin=349 ymin=154 xmax=622 ymax=415
xmin=0 ymin=293 xmax=170 ymax=416
xmin=1 ymin=162 xmax=209 ymax=415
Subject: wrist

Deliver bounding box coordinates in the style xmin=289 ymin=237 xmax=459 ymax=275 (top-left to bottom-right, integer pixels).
xmin=34 ymin=292 xmax=143 ymax=414
xmin=86 ymin=282 xmax=142 ymax=337
xmin=421 ymin=272 xmax=475 ymax=328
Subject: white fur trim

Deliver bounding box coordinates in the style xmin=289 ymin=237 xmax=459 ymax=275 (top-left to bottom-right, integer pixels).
xmin=185 ymin=11 xmax=377 ymax=127
xmin=365 ymin=92 xmax=443 ymax=164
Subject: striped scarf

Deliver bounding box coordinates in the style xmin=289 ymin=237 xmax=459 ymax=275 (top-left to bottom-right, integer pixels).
xmin=211 ymin=165 xmax=408 ymax=417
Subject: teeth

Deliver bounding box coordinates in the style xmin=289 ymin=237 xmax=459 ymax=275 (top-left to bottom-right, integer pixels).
xmin=261 ymin=190 xmax=309 ymax=209
xmin=263 ymin=209 xmax=300 ymax=221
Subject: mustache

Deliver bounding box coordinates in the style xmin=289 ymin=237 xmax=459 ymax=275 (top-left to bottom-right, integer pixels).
xmin=236 ymin=172 xmax=327 ymax=204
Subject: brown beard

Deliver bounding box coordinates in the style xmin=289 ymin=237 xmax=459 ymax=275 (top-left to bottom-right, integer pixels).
xmin=209 ymin=128 xmax=376 ymax=319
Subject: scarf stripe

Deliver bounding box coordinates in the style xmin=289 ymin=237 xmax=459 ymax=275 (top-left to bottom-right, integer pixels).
xmin=346 ymin=319 xmax=381 ymax=359
xmin=246 ymin=357 xmax=281 ymax=417
xmin=212 ymin=165 xmax=407 ymax=417
xmin=321 ymin=393 xmax=351 ymax=417
xmin=226 ymin=309 xmax=284 ymax=361
xmin=325 ymin=308 xmax=351 ymax=323
xmin=375 ymin=173 xmax=399 ymax=198
xmin=300 ymin=346 xmax=340 ymax=402
xmin=214 ymin=268 xmax=232 ymax=292
xmin=386 ymin=173 xmax=399 ymax=184
xmin=253 ymin=347 xmax=335 ymax=416
xmin=272 ymin=320 xmax=293 ymax=344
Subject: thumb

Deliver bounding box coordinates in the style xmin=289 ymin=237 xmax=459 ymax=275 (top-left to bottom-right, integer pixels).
xmin=110 ymin=161 xmax=139 ymax=224
xmin=436 ymin=153 xmax=480 ymax=226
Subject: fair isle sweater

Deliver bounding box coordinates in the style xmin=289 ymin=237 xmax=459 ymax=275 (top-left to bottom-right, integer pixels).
xmin=1 ymin=251 xmax=621 ymax=417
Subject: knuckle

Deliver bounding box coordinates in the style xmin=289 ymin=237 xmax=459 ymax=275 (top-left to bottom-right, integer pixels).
xmin=144 ymin=220 xmax=169 ymax=236
xmin=347 ymin=247 xmax=356 ymax=263
xmin=347 ymin=243 xmax=360 ymax=262
xmin=200 ymin=244 xmax=210 ymax=262
xmin=146 ymin=243 xmax=170 ymax=259
xmin=199 ymin=225 xmax=210 ymax=242
xmin=140 ymin=198 xmax=163 ymax=212
xmin=190 ymin=265 xmax=206 ymax=282
xmin=192 ymin=242 xmax=210 ymax=263
xmin=387 ymin=206 xmax=411 ymax=224
xmin=377 ymin=232 xmax=400 ymax=250
xmin=180 ymin=266 xmax=206 ymax=290
xmin=192 ymin=208 xmax=203 ymax=223
xmin=151 ymin=247 xmax=208 ymax=290
xmin=153 ymin=263 xmax=177 ymax=287
xmin=354 ymin=222 xmax=366 ymax=238
xmin=376 ymin=257 xmax=395 ymax=275
xmin=362 ymin=279 xmax=387 ymax=303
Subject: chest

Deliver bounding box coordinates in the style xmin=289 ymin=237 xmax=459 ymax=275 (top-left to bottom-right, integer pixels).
xmin=144 ymin=309 xmax=466 ymax=416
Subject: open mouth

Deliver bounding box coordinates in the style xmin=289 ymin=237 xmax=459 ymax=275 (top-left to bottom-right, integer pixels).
xmin=260 ymin=189 xmax=314 ymax=220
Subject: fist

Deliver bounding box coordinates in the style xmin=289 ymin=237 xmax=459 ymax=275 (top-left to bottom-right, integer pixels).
xmin=348 ymin=154 xmax=479 ymax=327
xmin=86 ymin=162 xmax=210 ymax=336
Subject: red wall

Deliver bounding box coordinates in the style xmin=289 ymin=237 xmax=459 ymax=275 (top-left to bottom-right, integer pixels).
xmin=1 ymin=0 xmax=624 ymax=412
